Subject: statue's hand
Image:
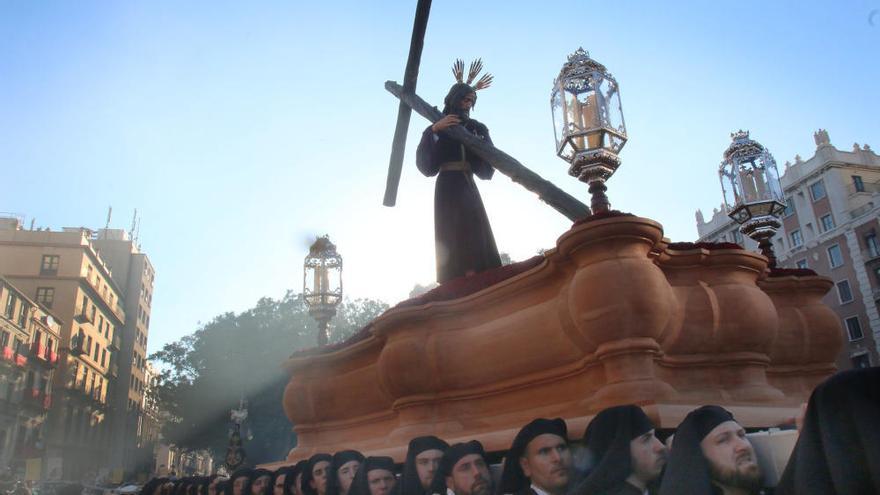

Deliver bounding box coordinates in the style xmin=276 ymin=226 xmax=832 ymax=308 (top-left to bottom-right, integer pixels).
xmin=432 ymin=115 xmax=461 ymax=133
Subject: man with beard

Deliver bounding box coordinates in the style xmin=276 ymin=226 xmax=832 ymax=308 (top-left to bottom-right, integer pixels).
xmin=572 ymin=405 xmax=667 ymax=495
xmin=499 ymin=418 xmax=572 ymax=495
xmin=302 ymin=454 xmax=333 ymax=495
xmin=659 ymin=406 xmax=764 ymax=495
xmin=416 ymin=59 xmax=501 ymax=284
xmin=432 ymin=441 xmax=493 ymax=495
xmin=398 ymin=436 xmax=449 ymax=495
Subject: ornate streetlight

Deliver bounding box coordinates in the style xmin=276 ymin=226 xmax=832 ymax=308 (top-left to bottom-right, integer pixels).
xmin=224 ymin=398 xmax=248 ymax=472
xmin=551 ymin=47 xmax=627 ymax=213
xmin=303 ymin=235 xmax=343 ymax=346
xmin=719 ymin=130 xmax=786 ymax=267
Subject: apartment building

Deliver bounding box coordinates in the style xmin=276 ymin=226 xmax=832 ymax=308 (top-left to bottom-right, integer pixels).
xmin=697 ymin=130 xmax=880 ymax=370
xmin=0 ymin=278 xmax=61 ymax=475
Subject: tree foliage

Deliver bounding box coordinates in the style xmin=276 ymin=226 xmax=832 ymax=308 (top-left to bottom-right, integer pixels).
xmin=148 ymin=292 xmax=388 ymax=466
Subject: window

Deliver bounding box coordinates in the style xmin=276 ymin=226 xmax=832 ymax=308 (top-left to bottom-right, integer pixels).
xmin=40 ymin=255 xmax=60 ymax=275
xmin=851 ymin=353 xmax=871 ymax=369
xmin=93 ymin=344 xmax=99 ymax=362
xmin=820 ymin=214 xmax=835 ymax=232
xmin=17 ymin=302 xmax=28 ymax=327
xmin=101 ymin=349 xmax=107 ymax=367
xmin=809 ymin=181 xmax=827 ymax=201
xmin=845 ymin=316 xmax=864 ymax=341
xmin=836 ymin=280 xmax=853 ymax=303
xmin=4 ymin=294 xmax=15 ymax=319
xmin=790 ymin=230 xmax=803 ymax=247
xmin=783 ymin=198 xmax=795 ymax=217
xmin=853 ymin=175 xmax=865 ymax=193
xmin=796 ymin=259 xmax=808 ymax=269
xmin=866 ymin=233 xmax=879 ymax=258
xmin=80 ymin=296 xmax=89 ymax=316
xmin=35 ymin=287 xmax=55 ymax=308
xmin=828 ymin=244 xmax=844 ymax=268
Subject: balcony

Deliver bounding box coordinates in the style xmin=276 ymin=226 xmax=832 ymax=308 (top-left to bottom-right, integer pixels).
xmin=1 ymin=346 xmax=13 ymax=362
xmin=848 ymin=180 xmax=880 ymax=196
xmin=74 ymin=311 xmax=94 ymax=324
xmin=22 ymin=389 xmax=51 ymax=411
xmin=14 ymin=353 xmax=27 ymax=367
xmin=849 ymin=202 xmax=875 ymax=220
xmin=110 ymin=334 xmax=121 ymax=350
xmin=30 ymin=343 xmax=59 ymax=368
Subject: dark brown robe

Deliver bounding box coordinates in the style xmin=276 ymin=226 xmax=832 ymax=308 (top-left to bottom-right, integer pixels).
xmin=416 ymin=121 xmax=501 ymax=283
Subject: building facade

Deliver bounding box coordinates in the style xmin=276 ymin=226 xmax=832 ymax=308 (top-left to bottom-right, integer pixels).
xmin=0 ymin=219 xmax=152 ymax=481
xmin=0 ymin=278 xmax=61 ymax=477
xmin=697 ymin=130 xmax=880 ymax=370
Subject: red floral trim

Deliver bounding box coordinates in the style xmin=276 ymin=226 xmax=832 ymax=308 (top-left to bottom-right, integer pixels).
xmin=666 ymin=241 xmax=744 ymax=251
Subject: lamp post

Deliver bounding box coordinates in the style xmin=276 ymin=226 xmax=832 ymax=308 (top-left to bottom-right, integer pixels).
xmin=551 ymin=47 xmax=627 ymax=214
xmin=303 ymin=235 xmax=343 ymax=346
xmin=719 ymin=130 xmax=786 ymax=267
xmin=224 ymin=398 xmax=248 ymax=472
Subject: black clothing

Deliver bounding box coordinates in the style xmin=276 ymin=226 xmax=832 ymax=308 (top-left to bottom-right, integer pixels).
xmin=416 ymin=119 xmax=501 ymax=284
xmin=302 ymin=454 xmax=333 ymax=495
xmin=251 ymin=469 xmax=274 ymax=495
xmin=572 ymin=406 xmax=654 ymax=495
xmin=431 ymin=441 xmax=488 ymax=495
xmin=500 ymin=418 xmax=568 ymax=494
xmin=595 ymin=482 xmax=644 ymax=495
xmin=227 ymin=469 xmax=255 ymax=495
xmin=327 ymin=450 xmax=366 ymax=495
xmin=285 ymin=461 xmax=308 ymax=495
xmin=349 ymin=456 xmax=397 ymax=495
xmin=399 ymin=436 xmax=449 ymax=495
xmin=775 ymin=367 xmax=880 ymax=495
xmin=657 ymin=406 xmax=736 ymax=495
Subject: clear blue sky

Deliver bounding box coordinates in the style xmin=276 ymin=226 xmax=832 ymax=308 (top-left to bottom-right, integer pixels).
xmin=2 ymin=1 xmax=878 ymax=354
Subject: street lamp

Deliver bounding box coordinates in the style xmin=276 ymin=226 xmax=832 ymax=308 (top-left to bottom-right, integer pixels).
xmin=303 ymin=235 xmax=343 ymax=346
xmin=720 ymin=130 xmax=786 ymax=267
xmin=551 ymin=47 xmax=627 ymax=214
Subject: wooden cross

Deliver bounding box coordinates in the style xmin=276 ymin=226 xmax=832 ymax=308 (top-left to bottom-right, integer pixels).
xmin=382 ymin=1 xmax=590 ymax=222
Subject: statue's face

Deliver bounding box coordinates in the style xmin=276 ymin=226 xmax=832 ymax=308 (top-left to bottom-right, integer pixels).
xmin=459 ymin=93 xmax=476 ymax=111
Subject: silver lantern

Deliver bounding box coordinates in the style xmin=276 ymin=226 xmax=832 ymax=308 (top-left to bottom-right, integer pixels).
xmin=303 ymin=235 xmax=343 ymax=346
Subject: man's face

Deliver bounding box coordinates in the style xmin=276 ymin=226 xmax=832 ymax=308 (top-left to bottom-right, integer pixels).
xmin=519 ymin=434 xmax=572 ymax=494
xmin=700 ymin=421 xmax=762 ymax=492
xmin=415 ymin=449 xmax=444 ymax=490
xmin=629 ymin=429 xmax=667 ymax=485
xmin=294 ymin=474 xmax=304 ymax=495
xmin=311 ymin=461 xmax=331 ymax=495
xmin=252 ymin=475 xmax=271 ymax=495
xmin=458 ymin=93 xmax=476 ymax=111
xmin=233 ymin=477 xmax=247 ymax=495
xmin=273 ymin=474 xmax=286 ymax=495
xmin=446 ymin=454 xmax=491 ymax=495
xmin=337 ymin=460 xmax=361 ymax=495
xmin=367 ymin=469 xmax=396 ymax=495
xmin=209 ymin=478 xmax=226 ymax=495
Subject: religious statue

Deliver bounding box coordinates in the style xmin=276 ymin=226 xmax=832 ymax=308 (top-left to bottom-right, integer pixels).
xmin=416 ymin=59 xmax=502 ymax=283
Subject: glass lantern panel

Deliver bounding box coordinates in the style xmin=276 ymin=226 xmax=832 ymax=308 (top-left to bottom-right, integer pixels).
xmin=762 ymin=156 xmax=784 ymax=201
xmin=551 ymin=87 xmax=566 ymax=152
xmin=559 ymin=137 xmax=578 ymax=161
xmin=746 ymin=202 xmax=775 ymax=217
xmin=737 ymin=160 xmax=765 ymax=203
xmin=596 ymin=77 xmax=625 ymax=137
xmin=720 ymin=163 xmax=741 ymax=210
xmin=606 ymin=132 xmax=625 ymax=153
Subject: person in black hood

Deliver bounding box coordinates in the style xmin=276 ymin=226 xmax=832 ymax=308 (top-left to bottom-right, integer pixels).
xmin=398 ymin=436 xmax=449 ymax=495
xmin=250 ymin=469 xmax=274 ymax=495
xmin=415 ymin=59 xmax=501 ymax=284
xmin=273 ymin=467 xmax=296 ymax=495
xmin=658 ymin=406 xmax=763 ymax=495
xmin=571 ymin=405 xmax=666 ymax=495
xmin=141 ymin=478 xmax=169 ymax=495
xmin=302 ymin=454 xmax=334 ymax=495
xmin=499 ymin=418 xmax=571 ymax=495
xmin=227 ymin=469 xmax=254 ymax=495
xmin=349 ymin=457 xmax=397 ymax=495
xmin=432 ymin=441 xmax=492 ymax=495
xmin=288 ymin=460 xmax=309 ymax=495
xmin=775 ymin=366 xmax=880 ymax=495
xmin=327 ymin=450 xmax=366 ymax=495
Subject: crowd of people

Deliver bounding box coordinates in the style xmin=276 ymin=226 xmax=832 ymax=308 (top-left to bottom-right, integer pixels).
xmin=139 ymin=367 xmax=879 ymax=495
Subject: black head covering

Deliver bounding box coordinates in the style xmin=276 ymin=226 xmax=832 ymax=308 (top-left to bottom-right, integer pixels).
xmin=430 ymin=441 xmax=488 ymax=495
xmin=215 ymin=482 xmax=228 ymax=495
xmin=349 ymin=456 xmax=397 ymax=495
xmin=442 ymin=83 xmax=477 ymax=119
xmin=569 ymin=405 xmax=654 ymax=495
xmin=142 ymin=478 xmax=169 ymax=495
xmin=250 ymin=469 xmax=275 ymax=495
xmin=326 ymin=450 xmax=366 ymax=495
xmin=273 ymin=467 xmax=295 ymax=495
xmin=286 ymin=460 xmax=308 ymax=495
xmin=172 ymin=479 xmax=190 ymax=495
xmin=775 ymin=367 xmax=880 ymax=495
xmin=226 ymin=469 xmax=255 ymax=495
xmin=399 ymin=436 xmax=450 ymax=495
xmin=657 ymin=405 xmax=735 ymax=495
xmin=499 ymin=418 xmax=568 ymax=494
xmin=302 ymin=454 xmax=334 ymax=495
